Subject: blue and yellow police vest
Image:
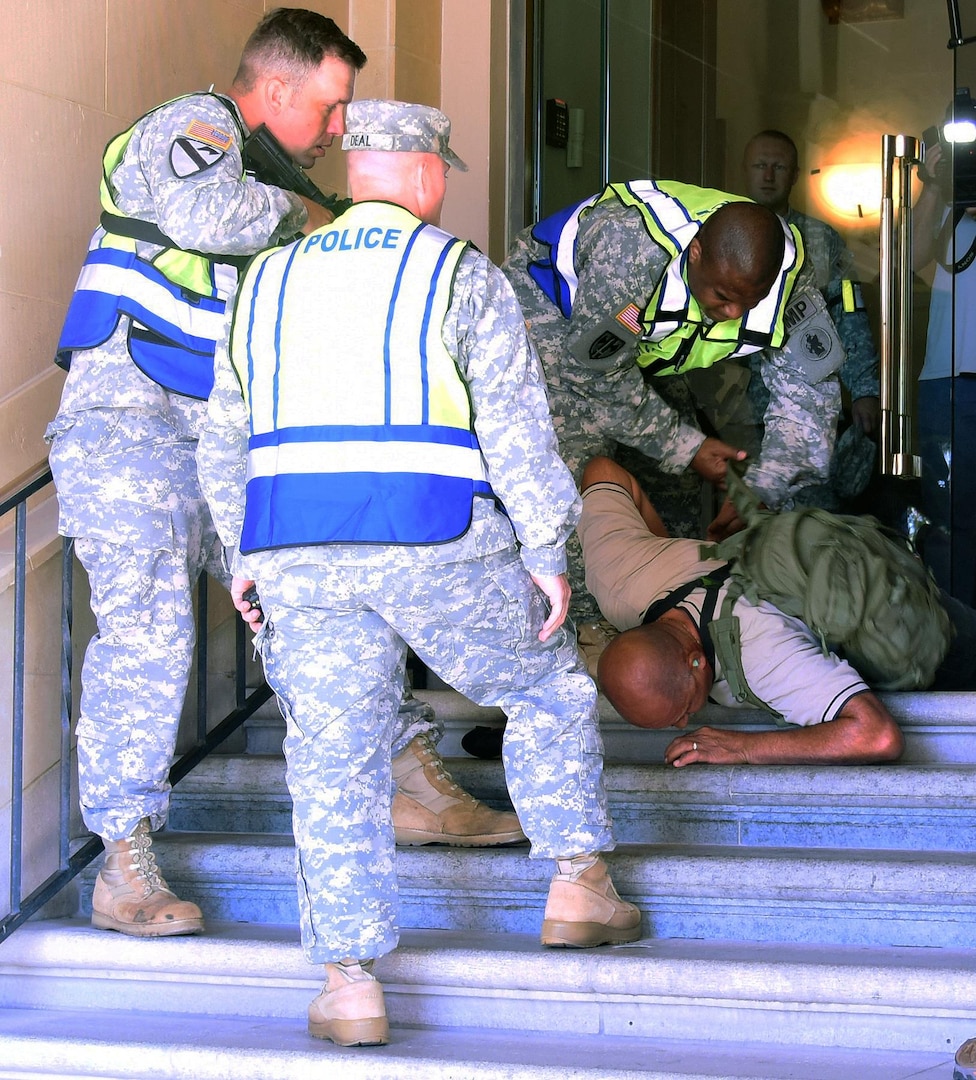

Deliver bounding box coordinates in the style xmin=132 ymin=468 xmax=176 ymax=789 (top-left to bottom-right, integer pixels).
xmin=230 ymin=201 xmax=493 ymax=553
xmin=56 ymin=93 xmax=245 ymax=399
xmin=527 ymin=180 xmax=804 ymax=376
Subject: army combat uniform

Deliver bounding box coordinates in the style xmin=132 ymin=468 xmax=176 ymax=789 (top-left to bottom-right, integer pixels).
xmin=198 ymin=202 xmax=616 ymax=965
xmin=45 ymin=91 xmax=309 ymax=842
xmin=744 ymin=208 xmax=880 ymax=510
xmin=45 ymin=93 xmax=443 ymax=846
xmin=786 ymin=208 xmax=880 ymax=405
xmin=503 ymin=180 xmax=838 ymax=617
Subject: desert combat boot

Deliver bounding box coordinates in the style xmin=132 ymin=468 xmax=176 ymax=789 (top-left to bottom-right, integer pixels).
xmin=391 ymin=733 xmax=526 ymax=846
xmin=91 ymin=818 xmax=204 ymax=937
xmin=956 ymin=1036 xmax=976 ymax=1080
xmin=541 ymin=854 xmax=641 ymax=947
xmin=308 ymin=960 xmax=389 ymax=1046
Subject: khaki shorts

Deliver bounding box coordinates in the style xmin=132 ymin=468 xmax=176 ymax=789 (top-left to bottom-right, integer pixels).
xmin=578 ymin=481 xmax=727 ymax=630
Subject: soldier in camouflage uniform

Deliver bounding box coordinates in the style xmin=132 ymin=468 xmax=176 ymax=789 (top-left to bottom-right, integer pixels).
xmin=198 ymin=100 xmax=640 ymax=1048
xmin=740 ymin=129 xmax=881 ymax=511
xmin=502 ymin=182 xmax=835 ymax=630
xmin=44 ymin=11 xmax=516 ymax=945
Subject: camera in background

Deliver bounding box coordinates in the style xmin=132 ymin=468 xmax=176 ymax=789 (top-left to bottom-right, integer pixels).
xmin=923 ymin=87 xmax=976 ymax=209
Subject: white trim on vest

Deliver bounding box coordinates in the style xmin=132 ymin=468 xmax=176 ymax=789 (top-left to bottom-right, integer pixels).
xmin=548 ymin=193 xmax=599 ymax=313
xmin=246 ymin=440 xmax=489 ymax=482
xmin=72 ymin=258 xmax=228 ymax=339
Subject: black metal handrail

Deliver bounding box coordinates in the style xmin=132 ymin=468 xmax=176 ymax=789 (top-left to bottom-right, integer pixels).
xmin=0 ymin=468 xmax=272 ymax=944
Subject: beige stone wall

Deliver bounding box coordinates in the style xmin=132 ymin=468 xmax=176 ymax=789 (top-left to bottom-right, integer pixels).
xmin=441 ymin=0 xmax=493 ymax=256
xmin=353 ymin=0 xmax=503 ymax=257
xmin=0 ymin=0 xmax=368 ymax=498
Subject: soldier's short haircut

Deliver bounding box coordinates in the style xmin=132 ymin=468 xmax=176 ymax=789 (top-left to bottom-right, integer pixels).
xmin=234 ymin=8 xmax=367 ymax=90
xmin=748 ymin=128 xmax=799 ymax=167
xmin=699 ymin=201 xmax=786 ymax=284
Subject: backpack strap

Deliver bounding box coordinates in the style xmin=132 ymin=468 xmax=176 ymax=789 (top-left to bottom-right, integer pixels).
xmin=641 ymin=566 xmax=731 ymax=672
xmin=707 ymin=581 xmax=784 ymax=720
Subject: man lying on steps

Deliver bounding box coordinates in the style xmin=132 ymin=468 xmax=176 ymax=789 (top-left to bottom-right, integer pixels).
xmin=578 ymin=454 xmax=976 ymax=766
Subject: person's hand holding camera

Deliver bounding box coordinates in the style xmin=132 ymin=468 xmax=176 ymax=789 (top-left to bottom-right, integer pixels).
xmin=914 ymin=139 xmax=954 ymax=269
xmin=920 ymin=140 xmax=944 ymax=187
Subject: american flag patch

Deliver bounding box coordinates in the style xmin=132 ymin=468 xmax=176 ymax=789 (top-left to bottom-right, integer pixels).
xmin=184 ymin=119 xmax=234 ymax=151
xmin=615 ymin=303 xmax=642 ymax=335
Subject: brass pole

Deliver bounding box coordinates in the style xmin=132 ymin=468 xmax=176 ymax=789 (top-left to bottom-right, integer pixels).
xmin=879 ymin=134 xmax=922 ymax=478
xmin=893 ymin=137 xmax=922 ymax=478
xmin=879 ymin=134 xmax=896 ymax=472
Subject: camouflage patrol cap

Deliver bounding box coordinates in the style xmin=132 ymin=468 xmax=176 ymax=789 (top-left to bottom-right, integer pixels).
xmin=341 ymin=99 xmax=468 ymax=172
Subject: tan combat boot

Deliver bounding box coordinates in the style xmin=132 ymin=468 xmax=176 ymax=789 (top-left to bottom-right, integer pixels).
xmin=308 ymin=959 xmax=389 ymax=1046
xmin=956 ymin=1036 xmax=976 ymax=1080
xmin=540 ymin=854 xmax=641 ymax=947
xmin=391 ymin=733 xmax=526 ymax=846
xmin=91 ymin=818 xmax=204 ymax=937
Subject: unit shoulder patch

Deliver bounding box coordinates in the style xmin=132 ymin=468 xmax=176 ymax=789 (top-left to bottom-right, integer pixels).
xmin=170 ymin=136 xmax=226 ymax=178
xmin=589 ymin=330 xmax=626 ymax=360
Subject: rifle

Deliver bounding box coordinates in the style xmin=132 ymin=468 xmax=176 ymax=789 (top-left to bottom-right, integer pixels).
xmin=243 ymin=123 xmax=351 ymax=217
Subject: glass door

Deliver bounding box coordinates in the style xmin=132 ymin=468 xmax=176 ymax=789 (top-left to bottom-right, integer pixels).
xmin=913 ymin=12 xmax=976 ymax=607
xmin=528 ymin=0 xmax=973 ymax=602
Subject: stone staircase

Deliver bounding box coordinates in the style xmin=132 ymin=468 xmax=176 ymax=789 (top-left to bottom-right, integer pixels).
xmin=0 ymin=688 xmax=974 ymax=1078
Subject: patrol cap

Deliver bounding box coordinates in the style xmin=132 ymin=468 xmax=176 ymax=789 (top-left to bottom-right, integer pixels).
xmin=342 ymin=99 xmax=468 ymax=172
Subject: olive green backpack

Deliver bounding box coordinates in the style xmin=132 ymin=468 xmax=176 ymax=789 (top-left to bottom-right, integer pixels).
xmin=700 ymin=469 xmax=951 ymax=707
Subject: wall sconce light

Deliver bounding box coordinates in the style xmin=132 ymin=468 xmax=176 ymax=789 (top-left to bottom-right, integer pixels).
xmin=810 ymin=162 xmax=882 ymax=221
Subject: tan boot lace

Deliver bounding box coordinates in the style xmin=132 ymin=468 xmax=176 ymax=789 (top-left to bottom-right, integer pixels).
xmin=124 ymin=822 xmax=173 ymax=898
xmin=413 ymin=734 xmax=478 ymax=803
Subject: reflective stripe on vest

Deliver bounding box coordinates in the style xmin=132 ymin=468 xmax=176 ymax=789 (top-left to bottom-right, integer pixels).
xmin=525 ymin=180 xmax=803 ymax=376
xmin=527 ymin=192 xmax=601 ymax=317
xmin=56 ymin=93 xmax=243 ymax=399
xmin=230 ymin=202 xmax=492 ymax=552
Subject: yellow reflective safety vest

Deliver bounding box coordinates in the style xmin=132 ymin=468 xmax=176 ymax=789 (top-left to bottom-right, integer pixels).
xmin=527 ymin=180 xmax=804 ymax=377
xmin=56 ymin=93 xmax=244 ymax=399
xmin=230 ymin=202 xmax=493 ymax=553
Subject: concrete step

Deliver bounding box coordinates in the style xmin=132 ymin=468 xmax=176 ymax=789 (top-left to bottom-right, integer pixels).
xmin=0 ymin=919 xmax=971 ymax=1068
xmin=243 ymin=687 xmax=976 ymax=764
xmin=0 ymin=1004 xmax=958 ymax=1080
xmin=70 ymin=833 xmax=976 ymax=949
xmin=168 ymin=755 xmax=976 ymax=853
xmin=605 ymin=760 xmax=976 ymax=850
